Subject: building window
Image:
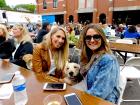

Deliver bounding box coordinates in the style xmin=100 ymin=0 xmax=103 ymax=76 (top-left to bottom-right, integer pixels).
xmin=79 ymin=0 xmax=85 ymax=9
xmin=87 ymin=0 xmax=93 ymax=8
xmin=53 ymin=0 xmax=58 ymax=8
xmin=43 ymin=0 xmax=47 ymax=9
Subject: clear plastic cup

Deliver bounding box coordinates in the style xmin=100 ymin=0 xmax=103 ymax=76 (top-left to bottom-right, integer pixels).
xmin=43 ymin=94 xmax=63 ymax=105
xmin=0 ymin=101 xmax=3 ymax=105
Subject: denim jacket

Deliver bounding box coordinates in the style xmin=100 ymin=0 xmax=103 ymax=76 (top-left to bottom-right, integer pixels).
xmin=86 ymin=53 xmax=120 ymax=104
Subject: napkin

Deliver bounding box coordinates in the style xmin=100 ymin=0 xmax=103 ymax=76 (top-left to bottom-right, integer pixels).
xmin=0 ymin=83 xmax=13 ymax=99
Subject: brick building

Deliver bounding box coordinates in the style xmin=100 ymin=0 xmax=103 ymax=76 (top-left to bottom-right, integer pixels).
xmin=36 ymin=0 xmax=140 ymax=25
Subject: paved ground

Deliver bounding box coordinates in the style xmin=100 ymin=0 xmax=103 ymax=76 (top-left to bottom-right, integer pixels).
xmin=117 ymin=56 xmax=140 ymax=105
xmin=121 ymin=79 xmax=140 ymax=105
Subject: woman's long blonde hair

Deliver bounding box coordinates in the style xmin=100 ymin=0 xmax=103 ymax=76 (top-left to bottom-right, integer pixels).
xmin=43 ymin=26 xmax=69 ymax=71
xmin=13 ymin=24 xmax=33 ymax=43
xmin=0 ymin=24 xmax=8 ymax=40
xmin=81 ymin=24 xmax=112 ymax=66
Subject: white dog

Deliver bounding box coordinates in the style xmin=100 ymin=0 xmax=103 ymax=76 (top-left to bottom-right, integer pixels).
xmin=63 ymin=62 xmax=83 ymax=85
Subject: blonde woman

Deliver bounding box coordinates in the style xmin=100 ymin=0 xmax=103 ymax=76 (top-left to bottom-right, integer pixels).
xmin=80 ymin=24 xmax=120 ymax=104
xmin=33 ymin=26 xmax=69 ymax=78
xmin=10 ymin=24 xmax=33 ymax=69
xmin=0 ymin=24 xmax=15 ymax=59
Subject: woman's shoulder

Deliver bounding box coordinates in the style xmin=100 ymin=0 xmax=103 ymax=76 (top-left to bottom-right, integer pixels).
xmin=1 ymin=39 xmax=14 ymax=47
xmin=100 ymin=53 xmax=116 ymax=62
xmin=97 ymin=54 xmax=119 ymax=68
xmin=21 ymin=41 xmax=33 ymax=47
xmin=34 ymin=43 xmax=48 ymax=51
xmin=34 ymin=43 xmax=42 ymax=49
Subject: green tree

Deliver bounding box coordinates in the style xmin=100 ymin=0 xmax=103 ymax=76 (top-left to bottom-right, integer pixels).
xmin=0 ymin=0 xmax=12 ymax=10
xmin=14 ymin=4 xmax=36 ymax=13
xmin=0 ymin=0 xmax=6 ymax=8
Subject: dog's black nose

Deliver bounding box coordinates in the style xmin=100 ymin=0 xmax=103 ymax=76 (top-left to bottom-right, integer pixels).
xmin=69 ymin=72 xmax=74 ymax=76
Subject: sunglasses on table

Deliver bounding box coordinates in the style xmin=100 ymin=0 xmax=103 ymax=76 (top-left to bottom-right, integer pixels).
xmin=85 ymin=34 xmax=101 ymax=41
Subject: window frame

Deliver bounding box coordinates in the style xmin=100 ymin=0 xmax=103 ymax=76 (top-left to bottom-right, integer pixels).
xmin=53 ymin=0 xmax=58 ymax=8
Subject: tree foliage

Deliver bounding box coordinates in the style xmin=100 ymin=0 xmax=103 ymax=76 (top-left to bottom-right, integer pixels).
xmin=0 ymin=0 xmax=6 ymax=7
xmin=14 ymin=4 xmax=36 ymax=13
xmin=0 ymin=0 xmax=12 ymax=10
xmin=0 ymin=0 xmax=36 ymax=13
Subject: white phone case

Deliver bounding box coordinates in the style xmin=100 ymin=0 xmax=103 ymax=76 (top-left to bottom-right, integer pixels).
xmin=43 ymin=82 xmax=66 ymax=90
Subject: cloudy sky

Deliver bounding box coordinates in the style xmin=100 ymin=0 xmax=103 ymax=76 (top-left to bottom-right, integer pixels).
xmin=5 ymin=0 xmax=36 ymax=6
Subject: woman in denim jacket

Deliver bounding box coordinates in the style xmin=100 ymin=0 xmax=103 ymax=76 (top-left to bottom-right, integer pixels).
xmin=80 ymin=24 xmax=120 ymax=104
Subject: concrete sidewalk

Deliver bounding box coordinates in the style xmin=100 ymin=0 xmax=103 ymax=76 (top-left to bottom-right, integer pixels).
xmin=117 ymin=56 xmax=140 ymax=105
xmin=121 ymin=79 xmax=140 ymax=105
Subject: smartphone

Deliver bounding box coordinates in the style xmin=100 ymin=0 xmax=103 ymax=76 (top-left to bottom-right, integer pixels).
xmin=64 ymin=93 xmax=83 ymax=105
xmin=0 ymin=73 xmax=15 ymax=84
xmin=43 ymin=82 xmax=66 ymax=90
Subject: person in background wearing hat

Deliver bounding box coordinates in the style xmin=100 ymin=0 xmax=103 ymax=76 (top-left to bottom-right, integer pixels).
xmin=36 ymin=22 xmax=51 ymax=43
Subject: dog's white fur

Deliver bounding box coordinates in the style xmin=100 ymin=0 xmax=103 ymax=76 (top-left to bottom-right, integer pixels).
xmin=65 ymin=63 xmax=80 ymax=78
xmin=62 ymin=62 xmax=83 ymax=85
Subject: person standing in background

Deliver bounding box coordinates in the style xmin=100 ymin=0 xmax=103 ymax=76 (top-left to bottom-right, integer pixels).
xmin=31 ymin=22 xmax=42 ymax=43
xmin=36 ymin=22 xmax=51 ymax=43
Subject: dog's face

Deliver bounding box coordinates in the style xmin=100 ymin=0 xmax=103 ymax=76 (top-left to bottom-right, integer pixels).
xmin=64 ymin=62 xmax=80 ymax=79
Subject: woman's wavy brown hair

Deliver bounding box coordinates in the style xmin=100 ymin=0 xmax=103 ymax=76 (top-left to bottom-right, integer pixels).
xmin=81 ymin=24 xmax=112 ymax=65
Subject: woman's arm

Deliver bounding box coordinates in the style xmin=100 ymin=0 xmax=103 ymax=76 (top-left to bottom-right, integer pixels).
xmin=86 ymin=57 xmax=119 ymax=99
xmin=32 ymin=44 xmax=43 ymax=73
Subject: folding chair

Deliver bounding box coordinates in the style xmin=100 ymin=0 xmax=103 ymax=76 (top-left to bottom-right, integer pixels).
xmin=120 ymin=57 xmax=140 ymax=102
xmin=117 ymin=72 xmax=127 ymax=105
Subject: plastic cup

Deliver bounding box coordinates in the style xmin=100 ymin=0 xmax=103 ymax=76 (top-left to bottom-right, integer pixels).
xmin=0 ymin=101 xmax=3 ymax=105
xmin=43 ymin=94 xmax=63 ymax=105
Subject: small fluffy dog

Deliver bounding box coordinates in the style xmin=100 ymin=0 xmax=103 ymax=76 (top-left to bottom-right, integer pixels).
xmin=62 ymin=62 xmax=83 ymax=85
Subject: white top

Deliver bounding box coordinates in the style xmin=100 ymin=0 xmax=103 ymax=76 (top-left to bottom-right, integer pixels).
xmin=12 ymin=43 xmax=20 ymax=59
xmin=47 ymin=49 xmax=56 ymax=75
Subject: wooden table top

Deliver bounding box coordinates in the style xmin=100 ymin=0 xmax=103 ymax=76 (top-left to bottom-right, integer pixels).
xmin=109 ymin=42 xmax=140 ymax=54
xmin=0 ymin=60 xmax=115 ymax=105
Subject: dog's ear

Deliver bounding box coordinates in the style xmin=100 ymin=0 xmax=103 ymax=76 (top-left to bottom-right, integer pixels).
xmin=77 ymin=64 xmax=80 ymax=69
xmin=77 ymin=73 xmax=83 ymax=82
xmin=68 ymin=59 xmax=71 ymax=63
xmin=72 ymin=63 xmax=80 ymax=69
xmin=64 ymin=61 xmax=69 ymax=72
xmin=65 ymin=61 xmax=69 ymax=67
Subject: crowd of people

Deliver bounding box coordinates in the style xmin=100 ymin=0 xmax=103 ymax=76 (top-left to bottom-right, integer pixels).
xmin=0 ymin=21 xmax=140 ymax=104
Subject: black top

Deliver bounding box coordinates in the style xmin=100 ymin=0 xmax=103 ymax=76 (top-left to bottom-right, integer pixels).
xmin=36 ymin=29 xmax=48 ymax=43
xmin=10 ymin=41 xmax=33 ymax=69
xmin=0 ymin=38 xmax=15 ymax=59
